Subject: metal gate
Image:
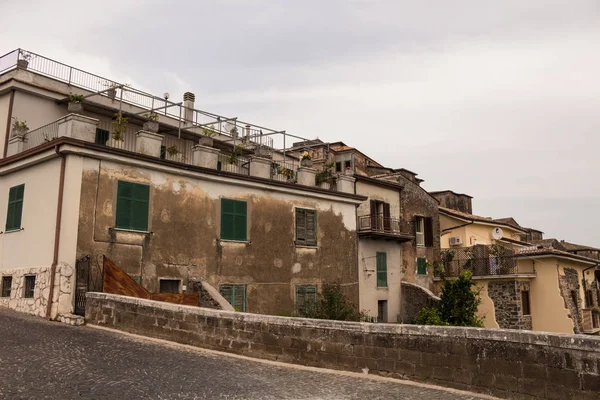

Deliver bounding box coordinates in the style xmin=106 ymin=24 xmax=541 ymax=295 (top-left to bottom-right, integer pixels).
xmin=74 ymin=256 xmax=91 ymax=316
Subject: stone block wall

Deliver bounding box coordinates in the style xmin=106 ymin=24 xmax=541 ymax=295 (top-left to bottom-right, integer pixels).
xmin=87 ymin=292 xmax=600 ymax=400
xmin=559 ymin=268 xmax=583 ymax=334
xmin=488 ymin=280 xmax=532 ymax=330
xmin=400 ymin=282 xmax=440 ymax=323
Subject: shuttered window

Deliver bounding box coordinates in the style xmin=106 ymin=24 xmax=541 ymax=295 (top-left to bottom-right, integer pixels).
xmin=95 ymin=128 xmax=109 ymax=145
xmin=116 ymin=181 xmax=150 ymax=231
xmin=220 ymin=284 xmax=246 ymax=312
xmin=296 ymin=285 xmax=317 ymax=315
xmin=6 ymin=184 xmax=24 ymax=231
xmin=415 ymin=217 xmax=434 ymax=247
xmin=296 ymin=208 xmax=317 ymax=246
xmin=424 ymin=217 xmax=434 ymax=247
xmin=417 ymin=257 xmax=427 ymax=275
xmin=221 ymin=199 xmax=247 ymax=241
xmin=376 ymin=252 xmax=387 ymax=288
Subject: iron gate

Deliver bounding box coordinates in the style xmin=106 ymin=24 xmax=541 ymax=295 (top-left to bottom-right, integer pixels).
xmin=74 ymin=256 xmax=91 ymax=315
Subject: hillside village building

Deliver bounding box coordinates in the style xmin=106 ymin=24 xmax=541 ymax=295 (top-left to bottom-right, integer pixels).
xmin=0 ymin=49 xmax=365 ymax=319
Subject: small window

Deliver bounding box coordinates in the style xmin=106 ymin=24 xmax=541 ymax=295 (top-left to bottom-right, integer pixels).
xmin=221 ymin=199 xmax=247 ymax=241
xmin=417 ymin=257 xmax=428 ymax=275
xmin=521 ymin=290 xmax=531 ymax=315
xmin=335 ymin=162 xmax=342 ymax=172
xmin=1 ymin=276 xmax=12 ymax=298
xmin=296 ymin=208 xmax=317 ymax=246
xmin=585 ymin=290 xmax=594 ymax=308
xmin=160 ymin=145 xmax=166 ymax=160
xmin=95 ymin=128 xmax=109 ymax=145
xmin=159 ymin=279 xmax=180 ymax=293
xmin=24 ymin=275 xmax=35 ymax=298
xmin=296 ymin=285 xmax=317 ymax=315
xmin=376 ymin=252 xmax=387 ymax=288
xmin=344 ymin=160 xmax=351 ymax=170
xmin=415 ymin=217 xmax=433 ymax=247
xmin=220 ymin=284 xmax=246 ymax=312
xmin=116 ymin=181 xmax=150 ymax=231
xmin=6 ymin=184 xmax=25 ymax=232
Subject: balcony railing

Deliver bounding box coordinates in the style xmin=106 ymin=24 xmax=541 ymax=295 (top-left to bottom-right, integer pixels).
xmin=435 ymin=245 xmax=521 ymax=278
xmin=357 ymin=215 xmax=413 ymax=239
xmin=22 ymin=120 xmax=60 ymax=151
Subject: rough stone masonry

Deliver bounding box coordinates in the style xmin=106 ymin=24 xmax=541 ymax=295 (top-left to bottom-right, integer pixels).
xmin=86 ymin=292 xmax=600 ymax=400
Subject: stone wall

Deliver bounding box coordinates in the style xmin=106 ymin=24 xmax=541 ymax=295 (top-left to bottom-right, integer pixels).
xmin=488 ymin=280 xmax=532 ymax=330
xmin=558 ymin=268 xmax=583 ymax=334
xmin=87 ymin=292 xmax=600 ymax=400
xmin=400 ymin=282 xmax=440 ymax=323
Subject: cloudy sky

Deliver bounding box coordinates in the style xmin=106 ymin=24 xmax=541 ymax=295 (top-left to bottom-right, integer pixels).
xmin=2 ymin=0 xmax=599 ymax=245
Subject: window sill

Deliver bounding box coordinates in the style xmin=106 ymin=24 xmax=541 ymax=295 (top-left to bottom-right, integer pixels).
xmin=112 ymin=228 xmax=150 ymax=234
xmin=2 ymin=227 xmax=23 ymax=234
xmin=295 ymin=244 xmax=318 ymax=249
xmin=219 ymin=239 xmax=250 ymax=244
xmin=377 ymin=286 xmax=389 ymax=290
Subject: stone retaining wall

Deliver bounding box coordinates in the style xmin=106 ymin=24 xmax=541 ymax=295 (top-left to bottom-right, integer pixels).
xmin=86 ymin=292 xmax=600 ymax=400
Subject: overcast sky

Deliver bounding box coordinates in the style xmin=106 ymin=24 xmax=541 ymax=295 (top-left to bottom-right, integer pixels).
xmin=2 ymin=0 xmax=599 ymax=245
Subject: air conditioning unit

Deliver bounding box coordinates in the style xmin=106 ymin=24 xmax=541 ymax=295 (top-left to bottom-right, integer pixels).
xmin=449 ymin=236 xmax=463 ymax=246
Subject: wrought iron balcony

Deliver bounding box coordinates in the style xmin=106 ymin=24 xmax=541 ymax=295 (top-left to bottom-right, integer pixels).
xmin=434 ymin=245 xmax=532 ymax=278
xmin=357 ymin=215 xmax=414 ymax=242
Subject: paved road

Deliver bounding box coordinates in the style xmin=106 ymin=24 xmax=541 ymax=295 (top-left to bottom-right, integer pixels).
xmin=0 ymin=308 xmax=493 ymax=399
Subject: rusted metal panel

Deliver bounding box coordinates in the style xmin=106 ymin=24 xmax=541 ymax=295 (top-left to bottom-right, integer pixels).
xmin=149 ymin=293 xmax=199 ymax=306
xmin=103 ymin=256 xmax=150 ymax=299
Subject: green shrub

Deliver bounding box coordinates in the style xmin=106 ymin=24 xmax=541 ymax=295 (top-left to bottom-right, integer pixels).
xmin=416 ymin=307 xmax=448 ymax=326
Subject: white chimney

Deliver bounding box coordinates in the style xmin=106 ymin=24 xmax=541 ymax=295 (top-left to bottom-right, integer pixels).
xmin=183 ymin=92 xmax=195 ymax=123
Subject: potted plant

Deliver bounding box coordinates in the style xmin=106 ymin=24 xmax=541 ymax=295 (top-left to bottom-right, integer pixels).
xmin=280 ymin=166 xmax=295 ymax=182
xmin=300 ymin=151 xmax=312 ymax=167
xmin=166 ymin=145 xmax=185 ymax=162
xmin=228 ymin=144 xmax=244 ymax=165
xmin=143 ymin=112 xmax=160 ymax=133
xmin=106 ymin=82 xmax=119 ymax=100
xmin=68 ymin=94 xmax=85 ymax=113
xmin=111 ymin=112 xmax=128 ymax=141
xmin=200 ymin=125 xmax=216 ymax=146
xmin=17 ymin=51 xmax=32 ymax=69
xmin=315 ymin=163 xmax=334 ymax=189
xmin=11 ymin=118 xmax=29 ymax=137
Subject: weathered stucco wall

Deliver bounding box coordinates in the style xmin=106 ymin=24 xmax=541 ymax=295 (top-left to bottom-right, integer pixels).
xmin=76 ymin=158 xmax=360 ymax=316
xmin=87 ymin=292 xmax=600 ymax=400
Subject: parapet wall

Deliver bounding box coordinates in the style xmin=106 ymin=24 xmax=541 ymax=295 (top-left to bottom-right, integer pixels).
xmin=86 ymin=292 xmax=600 ymax=399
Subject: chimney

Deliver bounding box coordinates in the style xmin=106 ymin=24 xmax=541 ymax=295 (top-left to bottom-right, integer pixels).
xmin=183 ymin=92 xmax=195 ymax=123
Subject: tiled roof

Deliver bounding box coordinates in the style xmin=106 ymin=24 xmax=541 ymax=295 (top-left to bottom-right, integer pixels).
xmin=516 ymin=247 xmax=599 ymax=264
xmin=439 ymin=207 xmax=527 ymax=233
xmin=531 ymin=239 xmax=568 ymax=251
xmin=560 ymin=241 xmax=600 ymax=252
xmin=492 ymin=217 xmax=522 ymax=230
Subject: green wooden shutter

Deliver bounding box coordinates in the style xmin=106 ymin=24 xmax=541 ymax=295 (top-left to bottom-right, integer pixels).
xmin=116 ymin=181 xmax=149 ymax=231
xmin=221 ymin=199 xmax=247 ymax=241
xmin=6 ymin=184 xmax=25 ymax=231
xmin=417 ymin=258 xmax=427 ymax=275
xmin=296 ymin=285 xmax=317 ymax=315
xmin=220 ymin=284 xmax=246 ymax=312
xmin=305 ymin=210 xmax=317 ymax=246
xmin=376 ymin=252 xmax=387 ymax=287
xmin=295 ymin=209 xmax=306 ymax=245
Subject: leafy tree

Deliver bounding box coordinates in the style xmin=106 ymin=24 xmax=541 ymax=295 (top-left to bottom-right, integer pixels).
xmin=302 ymin=282 xmax=363 ymax=321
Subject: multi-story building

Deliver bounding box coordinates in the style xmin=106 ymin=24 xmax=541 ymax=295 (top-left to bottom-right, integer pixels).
xmin=434 ymin=190 xmax=599 ymax=335
xmin=0 ymin=48 xmax=365 ymax=319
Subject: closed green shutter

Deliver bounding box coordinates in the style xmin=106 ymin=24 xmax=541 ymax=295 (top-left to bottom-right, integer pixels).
xmin=376 ymin=252 xmax=387 ymax=288
xmin=296 ymin=285 xmax=317 ymax=315
xmin=417 ymin=258 xmax=427 ymax=275
xmin=220 ymin=284 xmax=246 ymax=312
xmin=116 ymin=181 xmax=149 ymax=231
xmin=296 ymin=208 xmax=317 ymax=246
xmin=6 ymin=184 xmax=25 ymax=231
xmin=221 ymin=199 xmax=247 ymax=241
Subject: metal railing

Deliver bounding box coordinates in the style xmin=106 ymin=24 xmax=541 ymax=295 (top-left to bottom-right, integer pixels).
xmin=436 ymin=245 xmax=518 ymax=277
xmin=357 ymin=215 xmax=413 ymax=236
xmin=217 ymin=152 xmax=250 ymax=175
xmin=23 ymin=120 xmax=60 ymax=150
xmin=97 ymin=120 xmax=137 ymax=153
xmin=271 ymin=160 xmax=299 ymax=182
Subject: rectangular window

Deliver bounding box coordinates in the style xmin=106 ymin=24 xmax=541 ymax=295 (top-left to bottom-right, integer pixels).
xmin=1 ymin=276 xmax=12 ymax=298
xmin=95 ymin=128 xmax=109 ymax=145
xmin=415 ymin=217 xmax=425 ymax=246
xmin=295 ymin=208 xmax=317 ymax=246
xmin=344 ymin=160 xmax=351 ymax=170
xmin=159 ymin=279 xmax=180 ymax=293
xmin=6 ymin=184 xmax=25 ymax=232
xmin=376 ymin=252 xmax=387 ymax=288
xmin=335 ymin=162 xmax=342 ymax=172
xmin=521 ymin=290 xmax=531 ymax=315
xmin=116 ymin=181 xmax=150 ymax=231
xmin=296 ymin=285 xmax=317 ymax=315
xmin=417 ymin=257 xmax=428 ymax=275
xmin=219 ymin=284 xmax=246 ymax=312
xmin=220 ymin=199 xmax=247 ymax=241
xmin=24 ymin=275 xmax=35 ymax=298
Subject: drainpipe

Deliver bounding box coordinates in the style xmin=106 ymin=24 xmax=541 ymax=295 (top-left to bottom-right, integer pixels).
xmin=45 ymin=145 xmax=67 ymax=319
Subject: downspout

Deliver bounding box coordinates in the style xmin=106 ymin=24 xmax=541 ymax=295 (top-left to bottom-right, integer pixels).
xmin=3 ymin=89 xmax=15 ymax=158
xmin=46 ymin=145 xmax=67 ymax=319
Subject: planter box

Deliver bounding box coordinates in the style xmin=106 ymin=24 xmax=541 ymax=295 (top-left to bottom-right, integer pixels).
xmin=68 ymin=102 xmax=83 ymax=114
xmin=301 ymin=159 xmax=313 ymax=167
xmin=143 ymin=121 xmax=159 ymax=133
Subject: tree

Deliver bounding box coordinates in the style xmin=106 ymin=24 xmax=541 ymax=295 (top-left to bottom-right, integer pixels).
xmin=417 ymin=270 xmax=483 ymax=327
xmin=302 ymin=283 xmax=363 ymax=321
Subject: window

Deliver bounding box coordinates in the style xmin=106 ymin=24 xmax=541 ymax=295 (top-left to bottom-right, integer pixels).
xmin=295 ymin=208 xmax=317 ymax=246
xmin=116 ymin=181 xmax=150 ymax=231
xmin=521 ymin=290 xmax=531 ymax=315
xmin=1 ymin=276 xmax=12 ymax=298
xmin=417 ymin=257 xmax=427 ymax=275
xmin=585 ymin=290 xmax=594 ymax=308
xmin=159 ymin=279 xmax=180 ymax=293
xmin=296 ymin=285 xmax=317 ymax=315
xmin=344 ymin=160 xmax=351 ymax=170
xmin=160 ymin=145 xmax=166 ymax=160
xmin=220 ymin=199 xmax=247 ymax=241
xmin=24 ymin=275 xmax=35 ymax=298
xmin=369 ymin=200 xmax=391 ymax=231
xmin=6 ymin=184 xmax=24 ymax=232
xmin=95 ymin=128 xmax=109 ymax=145
xmin=376 ymin=252 xmax=387 ymax=288
xmin=220 ymin=284 xmax=246 ymax=312
xmin=415 ymin=216 xmax=433 ymax=247
xmin=335 ymin=162 xmax=342 ymax=172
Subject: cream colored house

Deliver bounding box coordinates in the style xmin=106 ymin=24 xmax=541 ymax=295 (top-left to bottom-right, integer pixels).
xmin=435 ymin=192 xmax=599 ymax=335
xmin=0 ymin=48 xmax=365 ymax=320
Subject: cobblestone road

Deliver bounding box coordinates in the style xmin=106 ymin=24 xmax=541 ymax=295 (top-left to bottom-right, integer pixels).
xmin=0 ymin=308 xmax=494 ymax=399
